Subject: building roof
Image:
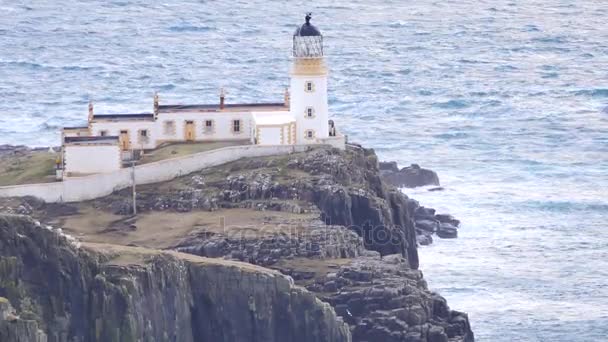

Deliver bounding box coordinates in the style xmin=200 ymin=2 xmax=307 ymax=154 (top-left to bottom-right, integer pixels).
xmin=158 ymin=102 xmax=287 ymax=113
xmin=92 ymin=113 xmax=154 ymax=121
xmin=294 ymin=13 xmax=321 ymax=37
xmin=64 ymin=136 xmax=119 ymax=145
xmin=63 ymin=126 xmax=89 ymax=130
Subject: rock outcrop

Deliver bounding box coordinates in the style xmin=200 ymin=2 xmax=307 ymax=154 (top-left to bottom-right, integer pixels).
xmin=309 ymin=255 xmax=473 ymax=342
xmin=0 ymin=214 xmax=351 ymax=342
xmin=0 ymin=145 xmax=473 ymax=342
xmin=0 ymin=297 xmax=47 ymax=342
xmin=379 ymin=162 xmax=440 ymax=188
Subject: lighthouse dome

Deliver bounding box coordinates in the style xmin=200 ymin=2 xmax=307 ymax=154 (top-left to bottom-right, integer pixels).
xmin=294 ymin=13 xmax=322 ymax=37
xmin=292 ymin=13 xmax=324 ymax=58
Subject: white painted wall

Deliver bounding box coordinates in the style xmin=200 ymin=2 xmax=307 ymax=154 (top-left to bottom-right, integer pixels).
xmin=90 ymin=121 xmax=157 ymax=149
xmin=0 ymin=144 xmax=317 ymax=203
xmin=291 ymin=73 xmax=330 ymax=144
xmin=64 ymin=144 xmax=121 ymax=174
xmin=258 ymin=127 xmax=282 ymax=145
xmin=156 ymin=112 xmax=253 ymax=143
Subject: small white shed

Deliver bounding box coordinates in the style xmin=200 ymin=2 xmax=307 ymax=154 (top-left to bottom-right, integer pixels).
xmin=63 ymin=136 xmax=122 ymax=176
xmin=253 ymin=112 xmax=296 ymax=145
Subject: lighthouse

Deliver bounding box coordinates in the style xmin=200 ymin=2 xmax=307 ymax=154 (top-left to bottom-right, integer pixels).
xmin=290 ymin=13 xmax=330 ymax=144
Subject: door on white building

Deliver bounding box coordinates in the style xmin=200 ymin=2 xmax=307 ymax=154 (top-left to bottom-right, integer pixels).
xmin=119 ymin=130 xmax=130 ymax=150
xmin=185 ymin=121 xmax=195 ymax=141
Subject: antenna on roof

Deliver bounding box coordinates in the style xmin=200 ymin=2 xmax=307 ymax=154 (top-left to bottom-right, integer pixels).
xmin=88 ymin=100 xmax=94 ymax=123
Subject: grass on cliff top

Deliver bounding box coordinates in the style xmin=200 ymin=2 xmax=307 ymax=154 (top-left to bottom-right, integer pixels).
xmin=58 ymin=207 xmax=319 ymax=250
xmin=272 ymin=258 xmax=353 ymax=287
xmin=0 ymin=150 xmax=57 ymax=186
xmin=138 ymin=140 xmax=250 ymax=165
xmin=85 ymin=242 xmax=281 ymax=275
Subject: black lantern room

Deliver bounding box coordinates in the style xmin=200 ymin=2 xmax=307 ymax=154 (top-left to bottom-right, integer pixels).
xmin=293 ymin=13 xmax=323 ymax=58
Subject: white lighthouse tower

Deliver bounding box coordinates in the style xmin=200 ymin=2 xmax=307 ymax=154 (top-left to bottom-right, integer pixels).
xmin=290 ymin=13 xmax=330 ymax=144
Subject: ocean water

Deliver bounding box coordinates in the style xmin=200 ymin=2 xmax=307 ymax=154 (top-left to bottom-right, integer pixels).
xmin=1 ymin=0 xmax=607 ymax=340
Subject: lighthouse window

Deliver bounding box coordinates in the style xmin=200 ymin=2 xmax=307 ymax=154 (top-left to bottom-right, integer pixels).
xmin=232 ymin=120 xmax=241 ymax=133
xmin=305 ymin=81 xmax=314 ymax=92
xmin=305 ymin=107 xmax=315 ymax=118
xmin=305 ymin=129 xmax=315 ymax=139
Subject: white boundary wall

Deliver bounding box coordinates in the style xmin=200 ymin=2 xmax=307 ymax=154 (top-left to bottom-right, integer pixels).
xmin=0 ymin=144 xmax=333 ymax=203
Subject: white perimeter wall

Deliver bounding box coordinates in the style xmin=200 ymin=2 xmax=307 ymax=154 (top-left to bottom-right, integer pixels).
xmin=64 ymin=144 xmax=121 ymax=174
xmin=0 ymin=144 xmax=317 ymax=203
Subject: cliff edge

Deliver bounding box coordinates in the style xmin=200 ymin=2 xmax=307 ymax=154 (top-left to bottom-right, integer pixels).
xmin=0 ymin=145 xmax=473 ymax=342
xmin=0 ymin=214 xmax=351 ymax=342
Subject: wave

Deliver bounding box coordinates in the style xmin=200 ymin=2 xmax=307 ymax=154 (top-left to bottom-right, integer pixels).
xmin=168 ymin=24 xmax=215 ymax=33
xmin=433 ymin=99 xmax=470 ymax=109
xmin=573 ymin=89 xmax=608 ymax=98
xmin=434 ymin=132 xmax=469 ymax=140
xmin=515 ymin=199 xmax=608 ymax=213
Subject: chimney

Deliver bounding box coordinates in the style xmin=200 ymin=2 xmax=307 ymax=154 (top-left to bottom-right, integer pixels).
xmin=88 ymin=100 xmax=94 ymax=122
xmin=219 ymin=87 xmax=225 ymax=110
xmin=153 ymin=92 xmax=159 ymax=119
xmin=284 ymin=87 xmax=290 ymax=107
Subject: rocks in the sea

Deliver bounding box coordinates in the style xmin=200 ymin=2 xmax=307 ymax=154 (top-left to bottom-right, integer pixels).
xmin=437 ymin=223 xmax=458 ymax=239
xmin=416 ymin=231 xmax=433 ymax=246
xmin=435 ymin=214 xmax=461 ymax=227
xmin=379 ymin=161 xmax=440 ymax=188
xmin=415 ymin=219 xmax=439 ymax=232
xmin=413 ymin=207 xmax=461 ymax=240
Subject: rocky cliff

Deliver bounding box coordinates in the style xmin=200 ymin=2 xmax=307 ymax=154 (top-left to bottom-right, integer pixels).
xmin=0 ymin=214 xmax=351 ymax=342
xmin=0 ymin=144 xmax=473 ymax=342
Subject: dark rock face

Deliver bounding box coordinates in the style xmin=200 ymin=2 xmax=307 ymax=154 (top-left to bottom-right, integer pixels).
xmin=437 ymin=223 xmax=458 ymax=239
xmin=173 ymin=221 xmax=367 ymax=267
xmin=414 ymin=206 xmax=461 ymax=240
xmin=379 ymin=162 xmax=440 ymax=188
xmin=0 ymin=145 xmax=474 ymax=342
xmin=303 ymin=255 xmax=474 ymax=342
xmin=0 ymin=215 xmax=351 ymax=342
xmin=99 ymin=146 xmax=421 ymax=269
xmin=0 ymin=297 xmax=46 ymax=342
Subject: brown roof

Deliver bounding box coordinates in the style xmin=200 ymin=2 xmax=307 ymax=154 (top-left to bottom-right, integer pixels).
xmin=64 ymin=136 xmax=119 ymax=145
xmin=158 ymin=103 xmax=287 ymax=113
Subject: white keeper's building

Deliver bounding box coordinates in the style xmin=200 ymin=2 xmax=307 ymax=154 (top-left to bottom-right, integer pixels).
xmin=61 ymin=14 xmax=344 ymax=176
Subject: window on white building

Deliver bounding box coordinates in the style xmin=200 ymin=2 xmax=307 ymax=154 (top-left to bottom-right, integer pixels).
xmin=138 ymin=129 xmax=149 ymax=144
xmin=305 ymin=129 xmax=315 ymax=139
xmin=99 ymin=130 xmax=108 ymax=136
xmin=305 ymin=81 xmax=314 ymax=92
xmin=305 ymin=107 xmax=315 ymax=118
xmin=204 ymin=120 xmax=214 ymax=133
xmin=232 ymin=120 xmax=241 ymax=133
xmin=163 ymin=121 xmax=176 ymax=135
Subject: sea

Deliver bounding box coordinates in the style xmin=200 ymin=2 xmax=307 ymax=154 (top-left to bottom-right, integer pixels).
xmin=0 ymin=1 xmax=607 ymax=341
